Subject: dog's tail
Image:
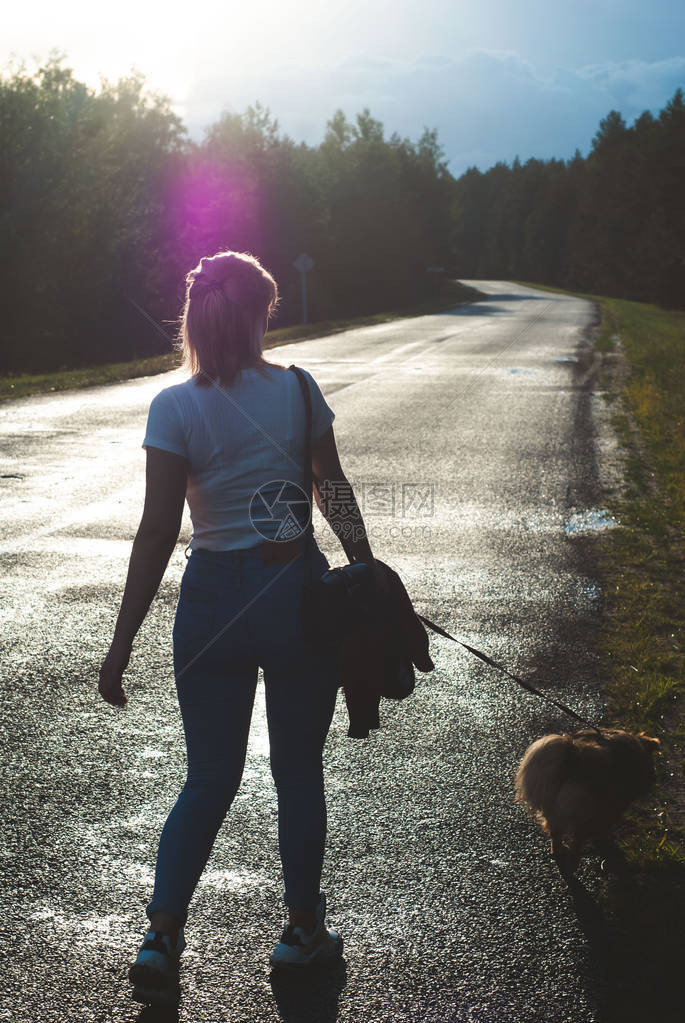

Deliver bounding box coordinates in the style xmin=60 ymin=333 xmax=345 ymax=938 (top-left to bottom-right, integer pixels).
xmin=514 ymin=733 xmax=577 ymax=816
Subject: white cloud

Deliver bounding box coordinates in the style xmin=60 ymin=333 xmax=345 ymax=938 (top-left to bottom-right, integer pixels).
xmin=573 ymin=57 xmax=685 ymax=111
xmin=178 ymin=51 xmax=685 ymax=174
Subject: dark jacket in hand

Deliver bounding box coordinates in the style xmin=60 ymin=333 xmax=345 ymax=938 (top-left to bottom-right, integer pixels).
xmin=340 ymin=559 xmax=434 ymax=738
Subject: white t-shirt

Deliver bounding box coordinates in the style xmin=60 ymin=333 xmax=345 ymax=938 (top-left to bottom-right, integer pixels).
xmin=142 ymin=363 xmax=335 ymax=551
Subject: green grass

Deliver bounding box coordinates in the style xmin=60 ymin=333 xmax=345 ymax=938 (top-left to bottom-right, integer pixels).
xmin=0 ymin=280 xmax=483 ymax=402
xmin=522 ymin=283 xmax=685 ymax=1023
xmin=592 ymin=297 xmax=684 ymax=870
xmin=525 ymin=285 xmax=684 ymax=862
xmin=527 ymin=284 xmax=682 ymax=851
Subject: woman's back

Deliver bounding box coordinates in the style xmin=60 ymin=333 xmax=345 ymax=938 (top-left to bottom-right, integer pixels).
xmin=143 ymin=363 xmax=335 ymax=551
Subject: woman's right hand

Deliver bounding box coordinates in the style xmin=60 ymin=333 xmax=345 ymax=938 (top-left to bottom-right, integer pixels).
xmin=98 ymin=640 xmax=131 ymax=708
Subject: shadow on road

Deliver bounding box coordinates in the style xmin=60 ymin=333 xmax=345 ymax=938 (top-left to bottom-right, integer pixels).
xmin=441 ymin=294 xmax=550 ymax=319
xmin=472 ymin=292 xmax=550 ymax=303
xmin=135 ymin=1006 xmax=179 ymax=1023
xmin=599 ymin=860 xmax=685 ymax=1023
xmin=269 ymin=958 xmax=348 ymax=1022
xmin=441 ymin=302 xmax=510 ymax=318
xmin=558 ymin=858 xmax=685 ymax=1023
xmin=128 ymin=960 xmax=347 ymax=1023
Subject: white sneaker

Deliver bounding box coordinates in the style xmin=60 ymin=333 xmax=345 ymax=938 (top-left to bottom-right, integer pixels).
xmin=270 ymin=892 xmax=343 ymax=967
xmin=128 ymin=928 xmax=186 ymax=1006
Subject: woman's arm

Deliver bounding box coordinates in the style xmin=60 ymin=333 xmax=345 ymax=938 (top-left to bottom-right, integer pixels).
xmin=311 ymin=425 xmax=374 ymax=563
xmin=98 ymin=446 xmax=188 ymax=707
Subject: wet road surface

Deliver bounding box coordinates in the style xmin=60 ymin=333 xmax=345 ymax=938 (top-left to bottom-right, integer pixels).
xmin=1 ymin=282 xmax=615 ymax=1021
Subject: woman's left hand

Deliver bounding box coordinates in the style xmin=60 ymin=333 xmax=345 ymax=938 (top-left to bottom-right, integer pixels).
xmin=370 ymin=558 xmax=393 ymax=598
xmin=98 ymin=641 xmax=131 ymax=707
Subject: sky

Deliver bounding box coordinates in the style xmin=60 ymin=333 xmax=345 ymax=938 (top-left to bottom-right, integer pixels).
xmin=4 ymin=0 xmax=685 ymax=174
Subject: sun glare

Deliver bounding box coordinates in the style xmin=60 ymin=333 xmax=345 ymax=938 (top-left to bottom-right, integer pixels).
xmin=4 ymin=0 xmax=371 ymax=102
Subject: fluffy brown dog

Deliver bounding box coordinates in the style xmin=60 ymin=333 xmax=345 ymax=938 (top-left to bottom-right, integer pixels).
xmin=515 ymin=728 xmax=660 ymax=873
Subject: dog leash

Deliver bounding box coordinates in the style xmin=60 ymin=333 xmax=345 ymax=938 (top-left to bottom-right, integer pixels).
xmin=416 ymin=612 xmax=603 ymax=734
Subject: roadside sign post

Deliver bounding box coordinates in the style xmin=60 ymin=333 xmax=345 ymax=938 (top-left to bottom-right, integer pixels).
xmin=293 ymin=252 xmax=314 ymax=325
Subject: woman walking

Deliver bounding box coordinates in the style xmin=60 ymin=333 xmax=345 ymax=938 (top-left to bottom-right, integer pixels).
xmin=98 ymin=250 xmax=380 ymax=1006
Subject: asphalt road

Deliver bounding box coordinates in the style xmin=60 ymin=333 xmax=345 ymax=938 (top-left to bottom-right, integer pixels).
xmin=1 ymin=282 xmax=616 ymax=1021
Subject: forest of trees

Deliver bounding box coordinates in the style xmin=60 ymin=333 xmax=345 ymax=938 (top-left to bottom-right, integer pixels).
xmin=1 ymin=56 xmax=683 ymax=374
xmin=453 ymin=92 xmax=685 ymax=308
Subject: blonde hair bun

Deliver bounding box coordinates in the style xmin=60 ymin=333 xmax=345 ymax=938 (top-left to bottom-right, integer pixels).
xmin=178 ymin=250 xmax=279 ymax=386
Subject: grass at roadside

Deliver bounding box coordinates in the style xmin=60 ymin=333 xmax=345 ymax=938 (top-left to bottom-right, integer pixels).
xmin=0 ymin=280 xmax=483 ymax=402
xmin=592 ymin=296 xmax=684 ymax=865
xmin=521 ymin=283 xmax=684 ymax=1023
xmin=522 ymin=282 xmax=684 ymax=862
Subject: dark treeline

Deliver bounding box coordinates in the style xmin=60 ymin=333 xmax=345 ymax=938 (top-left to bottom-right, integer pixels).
xmin=453 ymin=91 xmax=685 ymax=308
xmin=1 ymin=57 xmax=683 ymax=374
xmin=0 ymin=58 xmax=453 ymax=373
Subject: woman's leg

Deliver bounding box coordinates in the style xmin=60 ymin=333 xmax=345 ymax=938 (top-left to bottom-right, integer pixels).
xmin=264 ymin=665 xmax=338 ymax=916
xmin=249 ymin=540 xmax=339 ymax=923
xmin=145 ymin=657 xmax=258 ymax=928
xmin=146 ymin=564 xmax=258 ymax=930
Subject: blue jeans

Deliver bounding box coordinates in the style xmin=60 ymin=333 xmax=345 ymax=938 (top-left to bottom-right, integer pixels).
xmin=145 ymin=536 xmax=339 ymax=928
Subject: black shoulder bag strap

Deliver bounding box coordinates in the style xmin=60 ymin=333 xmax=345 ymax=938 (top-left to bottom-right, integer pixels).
xmin=288 ymin=364 xmax=315 ymax=587
xmin=289 ymin=364 xmax=357 ymax=583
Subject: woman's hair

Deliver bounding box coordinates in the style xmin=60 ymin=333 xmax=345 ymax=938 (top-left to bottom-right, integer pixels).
xmin=177 ymin=250 xmax=279 ymax=386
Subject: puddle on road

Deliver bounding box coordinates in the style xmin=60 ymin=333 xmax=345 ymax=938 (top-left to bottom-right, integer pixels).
xmin=30 ymin=908 xmax=129 ymax=930
xmin=564 ymin=508 xmax=618 ymax=535
xmin=40 ymin=537 xmax=136 ymax=558
xmin=28 ymin=907 xmax=132 ymax=946
xmin=138 ymin=748 xmax=166 ymax=760
xmin=443 ymin=502 xmax=617 ymax=539
xmin=198 ymin=868 xmax=267 ymax=891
